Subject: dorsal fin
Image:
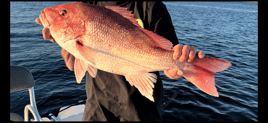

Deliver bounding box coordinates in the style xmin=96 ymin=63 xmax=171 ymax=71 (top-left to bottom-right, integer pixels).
xmin=105 ymin=5 xmax=173 ymax=50
xmin=141 ymin=29 xmax=173 ymax=50
xmin=105 ymin=6 xmax=142 ymax=28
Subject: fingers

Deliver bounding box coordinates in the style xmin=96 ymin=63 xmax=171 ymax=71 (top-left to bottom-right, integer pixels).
xmin=36 ymin=18 xmax=56 ymax=43
xmin=198 ymin=51 xmax=205 ymax=58
xmin=166 ymin=44 xmax=206 ymax=80
xmin=35 ymin=18 xmax=42 ymax=25
xmin=164 ymin=69 xmax=183 ymax=80
xmin=173 ymin=44 xmax=183 ymax=60
xmin=61 ymin=48 xmax=75 ymax=71
xmin=179 ymin=45 xmax=190 ymax=62
xmin=188 ymin=46 xmax=196 ymax=62
xmin=50 ymin=38 xmax=56 ymax=43
xmin=177 ymin=69 xmax=183 ymax=76
xmin=173 ymin=44 xmax=205 ymax=63
xmin=42 ymin=28 xmax=51 ymax=40
xmin=42 ymin=27 xmax=56 ymax=43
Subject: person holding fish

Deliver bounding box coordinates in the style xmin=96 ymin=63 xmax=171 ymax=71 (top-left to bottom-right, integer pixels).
xmin=36 ymin=1 xmax=230 ymax=121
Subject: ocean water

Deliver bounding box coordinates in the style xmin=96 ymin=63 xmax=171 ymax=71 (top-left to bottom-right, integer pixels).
xmin=10 ymin=1 xmax=258 ymax=121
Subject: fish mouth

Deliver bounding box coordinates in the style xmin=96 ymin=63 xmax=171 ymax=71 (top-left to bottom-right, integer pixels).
xmin=39 ymin=10 xmax=50 ymax=27
xmin=36 ymin=14 xmax=55 ymax=43
xmin=36 ymin=8 xmax=57 ymax=43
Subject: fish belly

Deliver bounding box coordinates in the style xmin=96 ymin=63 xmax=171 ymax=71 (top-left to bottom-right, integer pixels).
xmin=94 ymin=49 xmax=177 ymax=75
xmin=94 ymin=52 xmax=153 ymax=75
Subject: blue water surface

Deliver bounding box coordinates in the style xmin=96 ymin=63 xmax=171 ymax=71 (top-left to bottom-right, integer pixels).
xmin=10 ymin=1 xmax=258 ymax=121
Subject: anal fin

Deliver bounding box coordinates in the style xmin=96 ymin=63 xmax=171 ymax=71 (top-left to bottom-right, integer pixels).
xmin=74 ymin=58 xmax=97 ymax=84
xmin=87 ymin=64 xmax=97 ymax=78
xmin=141 ymin=29 xmax=173 ymax=50
xmin=125 ymin=73 xmax=157 ymax=102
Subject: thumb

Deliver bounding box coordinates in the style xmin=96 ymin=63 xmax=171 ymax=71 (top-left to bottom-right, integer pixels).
xmin=35 ymin=18 xmax=42 ymax=25
xmin=177 ymin=69 xmax=183 ymax=76
xmin=42 ymin=28 xmax=56 ymax=43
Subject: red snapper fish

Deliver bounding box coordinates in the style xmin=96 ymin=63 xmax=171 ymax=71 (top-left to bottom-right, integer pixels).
xmin=35 ymin=3 xmax=231 ymax=102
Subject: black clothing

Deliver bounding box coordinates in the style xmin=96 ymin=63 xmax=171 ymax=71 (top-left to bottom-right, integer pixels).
xmin=78 ymin=1 xmax=178 ymax=121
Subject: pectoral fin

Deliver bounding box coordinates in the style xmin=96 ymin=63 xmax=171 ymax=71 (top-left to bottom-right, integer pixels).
xmin=75 ymin=39 xmax=96 ymax=66
xmin=87 ymin=64 xmax=97 ymax=78
xmin=125 ymin=73 xmax=157 ymax=102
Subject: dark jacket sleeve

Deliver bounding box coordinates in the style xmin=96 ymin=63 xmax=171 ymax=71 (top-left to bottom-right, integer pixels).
xmin=145 ymin=1 xmax=179 ymax=46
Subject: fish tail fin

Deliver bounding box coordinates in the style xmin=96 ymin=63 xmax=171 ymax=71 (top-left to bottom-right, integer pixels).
xmin=182 ymin=56 xmax=231 ymax=97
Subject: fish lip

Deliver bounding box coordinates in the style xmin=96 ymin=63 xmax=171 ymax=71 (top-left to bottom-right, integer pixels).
xmin=40 ymin=9 xmax=50 ymax=27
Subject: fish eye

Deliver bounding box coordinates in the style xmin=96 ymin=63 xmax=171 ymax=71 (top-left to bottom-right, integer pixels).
xmin=60 ymin=10 xmax=67 ymax=16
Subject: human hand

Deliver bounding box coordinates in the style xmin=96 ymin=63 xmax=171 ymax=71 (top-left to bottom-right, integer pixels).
xmin=61 ymin=48 xmax=75 ymax=71
xmin=35 ymin=18 xmax=56 ymax=43
xmin=36 ymin=18 xmax=74 ymax=71
xmin=164 ymin=44 xmax=205 ymax=79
